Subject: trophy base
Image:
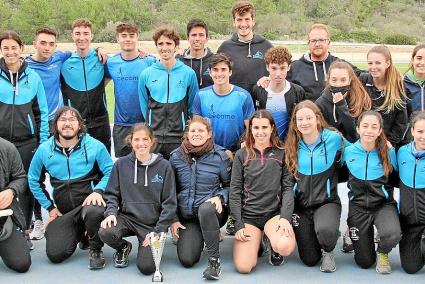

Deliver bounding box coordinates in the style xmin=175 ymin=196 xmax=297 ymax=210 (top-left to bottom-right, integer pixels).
xmin=152 ymin=271 xmax=163 ymax=282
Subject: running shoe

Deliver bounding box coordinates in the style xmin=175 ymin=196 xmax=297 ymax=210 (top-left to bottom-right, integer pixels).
xmin=320 ymin=250 xmax=336 ymax=273
xmin=376 ymin=252 xmax=391 ymax=274
xmin=29 ymin=220 xmax=45 ymax=240
xmin=203 ymin=257 xmax=221 ymax=280
xmin=269 ymin=249 xmax=285 ymax=266
xmin=342 ymin=233 xmax=354 ymax=253
xmin=113 ymin=241 xmax=132 ymax=268
xmin=88 ymin=249 xmax=105 ymax=270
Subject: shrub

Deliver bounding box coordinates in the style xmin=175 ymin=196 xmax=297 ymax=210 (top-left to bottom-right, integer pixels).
xmin=380 ymin=33 xmax=417 ymax=45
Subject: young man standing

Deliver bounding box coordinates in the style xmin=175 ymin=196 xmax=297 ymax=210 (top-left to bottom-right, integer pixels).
xmin=217 ymin=1 xmax=272 ymax=94
xmin=105 ymin=23 xmax=156 ymax=157
xmin=251 ymin=47 xmax=306 ymax=141
xmin=61 ymin=18 xmax=111 ymax=152
xmin=138 ymin=27 xmax=198 ymax=160
xmin=176 ymin=19 xmax=214 ymax=89
xmin=28 ymin=107 xmax=113 ymax=270
xmin=192 ymin=53 xmax=254 ymax=153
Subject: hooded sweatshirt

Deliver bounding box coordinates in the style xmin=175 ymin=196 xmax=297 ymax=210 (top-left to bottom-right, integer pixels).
xmin=404 ymin=69 xmax=425 ymax=116
xmin=0 ymin=58 xmax=49 ymax=144
xmin=398 ymin=142 xmax=425 ymax=226
xmin=343 ymin=141 xmax=397 ymax=210
xmin=138 ymin=60 xmax=199 ymax=144
xmin=315 ymin=89 xmax=357 ymax=143
xmin=287 ymin=52 xmax=362 ymax=102
xmin=104 ymin=152 xmax=177 ymax=233
xmin=217 ymin=33 xmax=272 ymax=94
xmin=360 ymin=72 xmax=408 ymax=147
xmin=176 ymin=48 xmax=214 ymax=89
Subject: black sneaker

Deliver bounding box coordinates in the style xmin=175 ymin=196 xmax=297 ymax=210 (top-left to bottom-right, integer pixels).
xmin=269 ymin=249 xmax=285 ymax=266
xmin=225 ymin=217 xmax=236 ymax=236
xmin=258 ymin=235 xmax=270 ymax=257
xmin=88 ymin=249 xmax=105 ymax=270
xmin=203 ymin=257 xmax=221 ymax=280
xmin=79 ymin=233 xmax=89 ymax=250
xmin=113 ymin=241 xmax=132 ymax=268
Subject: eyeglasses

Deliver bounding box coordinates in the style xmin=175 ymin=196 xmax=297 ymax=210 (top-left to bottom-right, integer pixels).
xmin=308 ymin=39 xmax=329 ymax=45
xmin=58 ymin=117 xmax=78 ymax=123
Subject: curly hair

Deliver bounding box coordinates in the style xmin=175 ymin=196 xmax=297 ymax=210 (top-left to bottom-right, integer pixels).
xmin=264 ymin=47 xmax=292 ymax=66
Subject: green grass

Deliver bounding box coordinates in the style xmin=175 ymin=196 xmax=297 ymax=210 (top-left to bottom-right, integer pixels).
xmin=105 ymin=64 xmax=410 ymax=123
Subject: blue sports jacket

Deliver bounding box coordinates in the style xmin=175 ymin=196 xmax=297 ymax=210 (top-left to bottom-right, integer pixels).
xmin=0 ymin=59 xmax=49 ymax=144
xmin=61 ymin=49 xmax=108 ymax=127
xmin=138 ymin=60 xmax=199 ymax=143
xmin=398 ymin=142 xmax=425 ymax=225
xmin=28 ymin=134 xmax=113 ymax=214
xmin=294 ymin=129 xmax=343 ymax=209
xmin=169 ymin=144 xmax=231 ymax=219
xmin=344 ymin=141 xmax=397 ymax=209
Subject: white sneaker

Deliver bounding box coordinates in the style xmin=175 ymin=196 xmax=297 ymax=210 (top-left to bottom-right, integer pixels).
xmin=29 ymin=220 xmax=45 ymax=240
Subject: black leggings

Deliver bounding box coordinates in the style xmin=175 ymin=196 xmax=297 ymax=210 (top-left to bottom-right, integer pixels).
xmin=98 ymin=213 xmax=155 ymax=275
xmin=87 ymin=122 xmax=111 ymax=154
xmin=347 ymin=203 xmax=401 ymax=269
xmin=0 ymin=223 xmax=31 ymax=273
xmin=399 ymin=223 xmax=425 ymax=274
xmin=177 ymin=202 xmax=228 ymax=267
xmin=45 ymin=205 xmax=104 ymax=263
xmin=293 ymin=202 xmax=341 ymax=267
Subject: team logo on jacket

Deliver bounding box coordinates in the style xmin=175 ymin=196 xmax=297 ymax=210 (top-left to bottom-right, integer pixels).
xmin=208 ymin=104 xmax=235 ymax=120
xmin=252 ymin=51 xmax=263 ymax=59
xmin=349 ymin=227 xmax=359 ymax=241
xmin=151 ymin=174 xmax=163 ymax=183
xmin=291 ymin=214 xmax=300 ymax=227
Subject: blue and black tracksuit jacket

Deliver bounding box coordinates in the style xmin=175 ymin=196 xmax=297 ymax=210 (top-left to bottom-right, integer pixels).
xmin=398 ymin=142 xmax=425 ymax=225
xmin=0 ymin=59 xmax=49 ymax=144
xmin=138 ymin=60 xmax=199 ymax=144
xmin=28 ymin=134 xmax=113 ymax=214
xmin=344 ymin=141 xmax=397 ymax=210
xmin=61 ymin=49 xmax=108 ymax=127
xmin=294 ymin=129 xmax=343 ymax=210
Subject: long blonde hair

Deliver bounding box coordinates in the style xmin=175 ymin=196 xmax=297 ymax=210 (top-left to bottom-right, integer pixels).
xmin=326 ymin=60 xmax=371 ymax=117
xmin=367 ymin=45 xmax=406 ymax=113
xmin=284 ymin=101 xmax=329 ymax=179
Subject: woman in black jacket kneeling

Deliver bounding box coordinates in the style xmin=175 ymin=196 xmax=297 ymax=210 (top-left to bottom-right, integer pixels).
xmin=99 ymin=123 xmax=177 ymax=275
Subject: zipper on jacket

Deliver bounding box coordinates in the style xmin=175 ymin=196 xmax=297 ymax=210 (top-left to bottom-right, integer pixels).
xmin=10 ymin=87 xmax=17 ymax=141
xmin=82 ymin=58 xmax=91 ymax=120
xmin=309 ymin=149 xmax=313 ymax=206
xmin=65 ymin=152 xmax=76 ymax=209
xmin=190 ymin=157 xmax=197 ymax=212
xmin=413 ymin=158 xmax=419 ymax=223
xmin=364 ymin=152 xmax=370 ymax=209
xmin=163 ymin=71 xmax=170 ymax=141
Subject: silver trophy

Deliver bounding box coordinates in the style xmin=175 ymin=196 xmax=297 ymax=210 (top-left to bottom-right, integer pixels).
xmin=148 ymin=232 xmax=166 ymax=282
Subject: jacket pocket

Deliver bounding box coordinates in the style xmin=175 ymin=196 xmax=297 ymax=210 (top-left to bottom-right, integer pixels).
xmin=122 ymin=201 xmax=159 ymax=225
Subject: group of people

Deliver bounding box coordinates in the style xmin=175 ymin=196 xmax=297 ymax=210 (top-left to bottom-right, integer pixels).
xmin=1 ymin=0 xmax=425 ymax=280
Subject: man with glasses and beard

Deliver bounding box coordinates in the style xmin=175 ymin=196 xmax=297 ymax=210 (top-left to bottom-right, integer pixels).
xmin=28 ymin=106 xmax=113 ymax=270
